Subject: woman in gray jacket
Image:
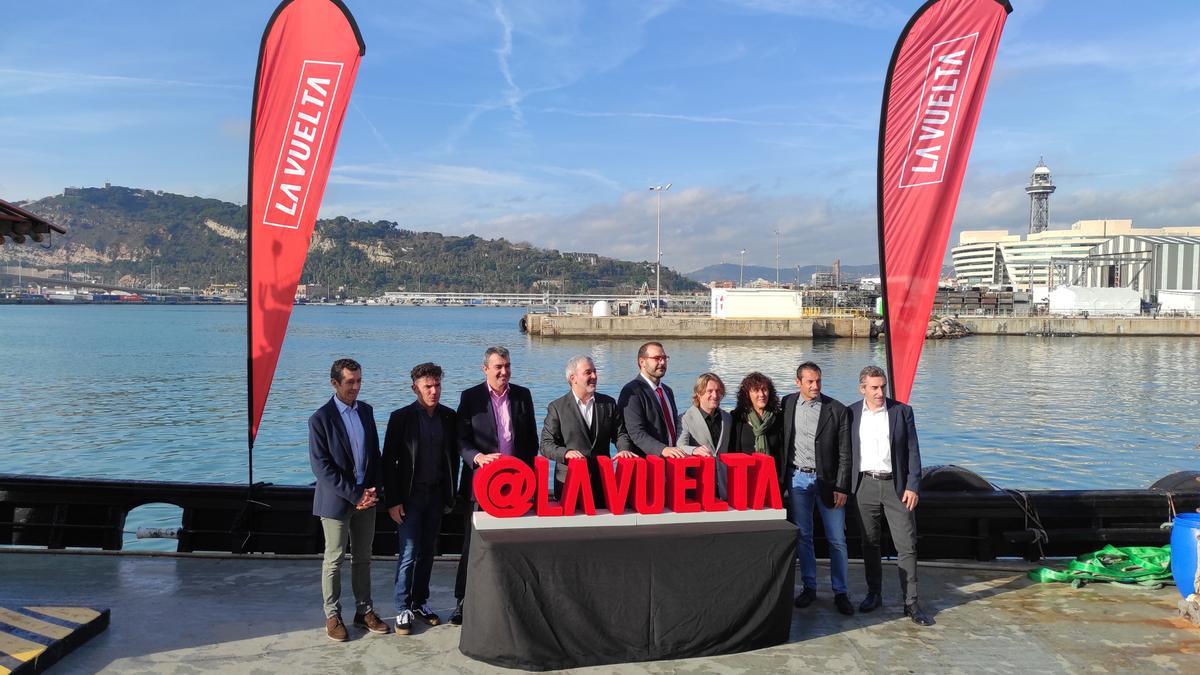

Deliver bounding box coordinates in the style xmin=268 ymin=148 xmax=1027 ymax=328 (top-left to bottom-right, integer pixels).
xmin=676 ymin=372 xmax=732 ymax=497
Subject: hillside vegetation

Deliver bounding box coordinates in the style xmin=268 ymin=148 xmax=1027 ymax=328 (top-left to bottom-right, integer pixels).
xmin=11 ymin=186 xmax=702 ymax=295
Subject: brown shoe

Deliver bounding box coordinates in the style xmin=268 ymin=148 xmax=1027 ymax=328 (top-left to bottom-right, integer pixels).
xmin=353 ymin=610 xmax=391 ymax=635
xmin=326 ymin=615 xmax=349 ymax=642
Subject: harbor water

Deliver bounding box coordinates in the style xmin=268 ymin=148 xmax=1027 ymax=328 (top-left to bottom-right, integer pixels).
xmin=2 ymin=305 xmax=1197 ymax=548
xmin=4 ymin=303 xmax=1196 ymax=489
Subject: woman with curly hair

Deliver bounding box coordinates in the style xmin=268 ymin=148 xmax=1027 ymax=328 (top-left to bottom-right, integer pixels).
xmin=730 ymin=372 xmax=784 ymax=472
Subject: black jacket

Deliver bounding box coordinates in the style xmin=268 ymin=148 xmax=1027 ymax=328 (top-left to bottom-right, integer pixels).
xmin=780 ymin=392 xmax=853 ymax=507
xmin=617 ymin=376 xmax=679 ymax=456
xmin=456 ymin=382 xmax=538 ymax=502
xmin=848 ymin=398 xmax=922 ymax=498
xmin=381 ymin=401 xmax=460 ymax=511
xmin=729 ymin=406 xmax=785 ymax=482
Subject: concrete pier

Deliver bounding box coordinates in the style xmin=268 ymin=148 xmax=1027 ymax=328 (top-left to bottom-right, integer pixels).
xmin=524 ymin=314 xmax=875 ymax=338
xmin=523 ymin=313 xmax=1200 ymax=339
xmin=958 ymin=316 xmax=1200 ymax=336
xmin=4 ymin=550 xmax=1197 ymax=673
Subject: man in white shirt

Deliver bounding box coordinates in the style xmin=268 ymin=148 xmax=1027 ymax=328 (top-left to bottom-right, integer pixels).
xmin=848 ymin=365 xmax=933 ymax=626
xmin=539 ymin=355 xmax=635 ymax=507
xmin=617 ymin=342 xmax=682 ymax=458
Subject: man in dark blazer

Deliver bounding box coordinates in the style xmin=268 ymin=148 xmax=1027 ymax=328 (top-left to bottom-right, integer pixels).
xmin=781 ymin=361 xmax=854 ymax=615
xmin=452 ymin=345 xmax=538 ymax=626
xmin=848 ymin=364 xmax=932 ymax=626
xmin=382 ymin=362 xmax=460 ymax=635
xmin=540 ymin=355 xmax=636 ymax=508
xmin=308 ymin=358 xmax=390 ymax=641
xmin=617 ymin=341 xmax=682 ymax=458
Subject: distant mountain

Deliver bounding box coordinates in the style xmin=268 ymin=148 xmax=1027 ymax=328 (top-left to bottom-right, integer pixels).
xmin=685 ymin=263 xmax=880 ymax=285
xmin=7 ymin=185 xmax=705 ymax=295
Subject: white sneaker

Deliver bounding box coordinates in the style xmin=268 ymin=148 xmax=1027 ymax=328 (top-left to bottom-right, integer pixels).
xmin=396 ymin=609 xmax=414 ymax=635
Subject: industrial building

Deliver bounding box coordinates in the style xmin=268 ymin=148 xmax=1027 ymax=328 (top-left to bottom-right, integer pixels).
xmin=950 ymin=160 xmax=1200 ymax=309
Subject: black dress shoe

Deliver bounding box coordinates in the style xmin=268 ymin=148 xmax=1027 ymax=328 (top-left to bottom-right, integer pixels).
xmin=858 ymin=591 xmax=882 ymax=613
xmin=449 ymin=599 xmax=464 ymax=626
xmin=834 ymin=593 xmax=855 ymax=616
xmin=904 ymin=602 xmax=935 ymax=626
xmin=793 ymin=587 xmax=817 ymax=608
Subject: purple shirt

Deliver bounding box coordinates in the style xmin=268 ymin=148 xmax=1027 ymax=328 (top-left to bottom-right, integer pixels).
xmin=489 ymin=385 xmax=515 ymax=456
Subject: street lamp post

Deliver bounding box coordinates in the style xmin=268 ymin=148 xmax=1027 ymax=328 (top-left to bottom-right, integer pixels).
xmin=649 ymin=183 xmax=672 ymax=316
xmin=774 ymin=228 xmax=781 ymax=286
xmin=739 ymin=249 xmax=747 ymax=287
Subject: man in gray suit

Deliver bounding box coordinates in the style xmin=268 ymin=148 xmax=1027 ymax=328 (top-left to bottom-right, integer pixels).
xmin=849 ymin=365 xmax=932 ymax=626
xmin=540 ymin=355 xmax=636 ymax=508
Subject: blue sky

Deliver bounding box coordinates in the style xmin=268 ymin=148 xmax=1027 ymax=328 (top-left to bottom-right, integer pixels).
xmin=3 ymin=0 xmax=1198 ymax=272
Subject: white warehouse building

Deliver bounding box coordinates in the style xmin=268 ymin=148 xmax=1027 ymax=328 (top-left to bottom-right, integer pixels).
xmin=951 ymin=219 xmax=1200 ymax=302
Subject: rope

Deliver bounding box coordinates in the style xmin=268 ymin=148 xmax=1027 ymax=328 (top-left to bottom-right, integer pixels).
xmin=1004 ymin=488 xmax=1048 ymax=559
xmin=1028 ymin=544 xmax=1173 ymax=589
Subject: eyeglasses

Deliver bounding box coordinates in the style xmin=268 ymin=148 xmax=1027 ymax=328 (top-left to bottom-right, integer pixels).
xmin=643 ymin=355 xmax=670 ymax=362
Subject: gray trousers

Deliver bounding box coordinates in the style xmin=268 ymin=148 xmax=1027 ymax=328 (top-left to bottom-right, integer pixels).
xmin=854 ymin=474 xmax=918 ymax=605
xmin=320 ymin=507 xmax=376 ymax=619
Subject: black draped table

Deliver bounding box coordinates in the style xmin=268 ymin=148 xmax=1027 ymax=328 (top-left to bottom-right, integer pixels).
xmin=458 ymin=518 xmax=796 ymax=670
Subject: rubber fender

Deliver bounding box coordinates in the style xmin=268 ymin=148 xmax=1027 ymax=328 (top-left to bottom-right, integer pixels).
xmin=1150 ymin=471 xmax=1200 ymax=493
xmin=920 ymin=464 xmax=996 ymax=492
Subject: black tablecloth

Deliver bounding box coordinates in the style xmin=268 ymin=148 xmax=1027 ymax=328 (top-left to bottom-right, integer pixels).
xmin=458 ymin=519 xmax=796 ymax=670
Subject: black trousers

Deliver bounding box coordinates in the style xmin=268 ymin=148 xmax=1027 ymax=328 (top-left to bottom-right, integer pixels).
xmin=454 ymin=502 xmax=478 ymax=601
xmin=854 ymin=474 xmax=919 ymax=605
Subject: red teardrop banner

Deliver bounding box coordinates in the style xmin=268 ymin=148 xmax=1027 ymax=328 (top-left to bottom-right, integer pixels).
xmin=877 ymin=0 xmax=1011 ymax=402
xmin=247 ymin=0 xmax=364 ymax=450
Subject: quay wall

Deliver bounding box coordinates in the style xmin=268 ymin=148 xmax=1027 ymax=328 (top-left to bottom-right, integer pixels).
xmin=958 ymin=316 xmax=1200 ymax=336
xmin=524 ymin=313 xmax=1200 ymax=338
xmin=524 ymin=314 xmax=874 ymax=338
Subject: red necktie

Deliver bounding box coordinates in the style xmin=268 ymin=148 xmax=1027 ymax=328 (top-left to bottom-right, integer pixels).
xmin=655 ymin=386 xmax=676 ymax=445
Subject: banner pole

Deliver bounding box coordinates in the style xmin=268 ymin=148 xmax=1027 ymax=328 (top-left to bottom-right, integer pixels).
xmin=876 ymin=0 xmax=936 ymax=400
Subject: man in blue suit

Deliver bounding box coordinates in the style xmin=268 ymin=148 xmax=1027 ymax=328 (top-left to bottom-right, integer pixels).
xmin=309 ymin=358 xmax=390 ymax=641
xmin=617 ymin=341 xmax=681 ymax=458
xmin=848 ymin=365 xmax=933 ymax=626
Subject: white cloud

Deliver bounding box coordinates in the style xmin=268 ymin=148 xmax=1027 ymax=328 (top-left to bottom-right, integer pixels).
xmin=433 ymin=186 xmax=877 ymax=271
xmin=0 ymin=67 xmax=243 ymax=96
xmin=722 ymin=0 xmax=907 ymax=28
xmin=330 ymin=163 xmax=528 ymax=188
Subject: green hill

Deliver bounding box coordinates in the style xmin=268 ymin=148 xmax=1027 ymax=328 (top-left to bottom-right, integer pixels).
xmin=12 ymin=185 xmax=703 ymax=295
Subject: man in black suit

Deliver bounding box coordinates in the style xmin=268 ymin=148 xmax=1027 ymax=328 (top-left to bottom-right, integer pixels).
xmin=308 ymin=358 xmax=390 ymax=641
xmin=452 ymin=345 xmax=538 ymax=626
xmin=781 ymin=361 xmax=854 ymax=615
xmin=617 ymin=341 xmax=682 ymax=458
xmin=849 ymin=365 xmax=933 ymax=626
xmin=382 ymin=362 xmax=459 ymax=635
xmin=540 ymin=355 xmax=636 ymax=508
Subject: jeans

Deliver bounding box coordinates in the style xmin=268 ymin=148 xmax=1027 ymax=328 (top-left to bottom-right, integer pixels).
xmin=320 ymin=506 xmax=376 ymax=619
xmin=788 ymin=469 xmax=849 ymax=595
xmin=394 ymin=485 xmax=445 ymax=612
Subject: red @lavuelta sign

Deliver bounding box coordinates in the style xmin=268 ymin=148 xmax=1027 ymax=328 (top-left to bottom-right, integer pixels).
xmin=473 ymin=455 xmax=783 ymax=518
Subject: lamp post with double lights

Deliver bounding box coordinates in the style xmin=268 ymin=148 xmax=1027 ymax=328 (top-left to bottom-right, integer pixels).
xmin=649 ymin=183 xmax=671 ymax=316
